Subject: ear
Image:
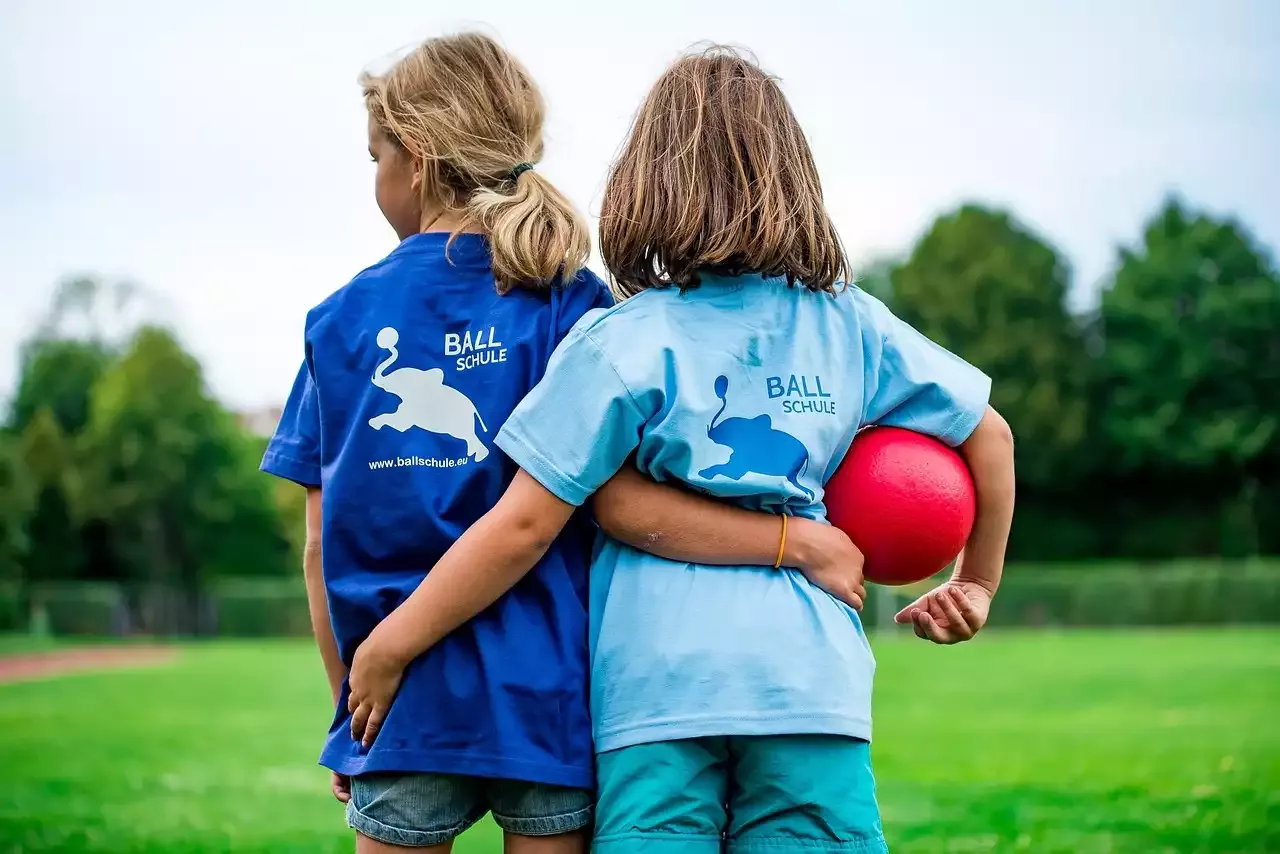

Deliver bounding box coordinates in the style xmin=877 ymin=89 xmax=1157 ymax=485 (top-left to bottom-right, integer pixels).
xmin=410 ymin=159 xmax=424 ymax=196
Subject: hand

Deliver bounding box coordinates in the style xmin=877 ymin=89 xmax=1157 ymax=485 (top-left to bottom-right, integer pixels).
xmin=348 ymin=628 xmax=409 ymax=748
xmin=331 ymin=772 xmax=351 ymax=803
xmin=787 ymin=519 xmax=866 ymax=610
xmin=894 ymin=579 xmax=993 ymax=644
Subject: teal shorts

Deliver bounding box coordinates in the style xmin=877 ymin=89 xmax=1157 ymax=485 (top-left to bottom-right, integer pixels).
xmin=595 ymin=735 xmax=887 ymax=854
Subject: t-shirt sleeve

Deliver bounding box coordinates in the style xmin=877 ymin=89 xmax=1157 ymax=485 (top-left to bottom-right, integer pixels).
xmin=553 ymin=268 xmax=615 ymax=345
xmin=857 ymin=291 xmax=992 ymax=447
xmin=496 ymin=326 xmax=647 ymax=506
xmin=261 ymin=360 xmax=322 ymax=487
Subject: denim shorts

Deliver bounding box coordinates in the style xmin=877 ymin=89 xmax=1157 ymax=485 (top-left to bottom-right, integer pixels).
xmin=346 ymin=772 xmax=593 ymax=847
xmin=595 ymin=735 xmax=887 ymax=854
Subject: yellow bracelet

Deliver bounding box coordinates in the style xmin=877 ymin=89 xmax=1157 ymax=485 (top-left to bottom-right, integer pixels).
xmin=774 ymin=514 xmax=789 ymax=569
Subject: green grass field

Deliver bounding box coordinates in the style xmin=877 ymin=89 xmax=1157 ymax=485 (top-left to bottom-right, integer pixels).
xmin=0 ymin=630 xmax=1276 ymax=853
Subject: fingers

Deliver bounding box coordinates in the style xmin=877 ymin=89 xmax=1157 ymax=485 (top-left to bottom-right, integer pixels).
xmin=834 ymin=579 xmax=866 ymax=611
xmin=911 ymin=609 xmax=928 ymax=639
xmin=950 ymin=585 xmax=985 ymax=632
xmin=332 ymin=773 xmax=351 ymax=804
xmin=899 ymin=584 xmax=987 ymax=644
xmin=362 ymin=707 xmax=385 ymax=749
xmin=937 ymin=588 xmax=975 ymax=641
xmin=927 ymin=591 xmax=950 ymax=626
xmin=913 ymin=609 xmax=956 ymax=644
xmin=898 ymin=591 xmax=950 ymax=628
xmin=895 ymin=595 xmax=928 ymax=623
xmin=804 ymin=567 xmax=866 ymax=611
xmin=349 ymin=698 xmax=388 ymax=747
xmin=350 ymin=701 xmax=370 ymax=743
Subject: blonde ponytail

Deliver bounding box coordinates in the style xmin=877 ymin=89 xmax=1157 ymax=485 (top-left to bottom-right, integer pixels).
xmin=468 ymin=167 xmax=589 ymax=292
xmin=361 ymin=32 xmax=589 ymax=292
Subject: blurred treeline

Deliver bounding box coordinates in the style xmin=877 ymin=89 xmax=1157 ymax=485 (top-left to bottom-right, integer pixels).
xmin=862 ymin=197 xmax=1278 ymax=560
xmin=0 ymin=196 xmax=1276 ymax=634
xmin=0 ymin=278 xmax=300 ymax=633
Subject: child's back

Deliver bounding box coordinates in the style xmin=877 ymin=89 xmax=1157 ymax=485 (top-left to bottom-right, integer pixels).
xmin=506 ymin=270 xmax=987 ymax=752
xmin=262 ymin=31 xmax=608 ymax=852
xmin=490 ymin=46 xmax=1013 ymax=854
xmin=272 ymin=234 xmax=607 ymax=780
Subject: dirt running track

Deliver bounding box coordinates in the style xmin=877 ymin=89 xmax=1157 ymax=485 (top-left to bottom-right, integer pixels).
xmin=0 ymin=646 xmax=175 ymax=684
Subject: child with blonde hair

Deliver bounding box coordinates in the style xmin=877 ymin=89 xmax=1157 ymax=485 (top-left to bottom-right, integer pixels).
xmin=265 ymin=34 xmax=869 ymax=853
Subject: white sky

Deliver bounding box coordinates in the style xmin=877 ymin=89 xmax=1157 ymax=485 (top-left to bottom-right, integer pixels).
xmin=2 ymin=0 xmax=1277 ymax=410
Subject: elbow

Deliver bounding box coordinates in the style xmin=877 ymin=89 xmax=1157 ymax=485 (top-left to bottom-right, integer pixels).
xmin=592 ymin=476 xmax=664 ymax=552
xmin=302 ymin=538 xmax=322 ymax=576
xmin=591 ymin=481 xmax=628 ymax=539
xmin=500 ymin=505 xmax=563 ymax=558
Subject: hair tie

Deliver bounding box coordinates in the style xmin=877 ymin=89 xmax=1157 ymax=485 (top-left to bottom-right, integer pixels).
xmin=508 ymin=162 xmax=534 ymax=182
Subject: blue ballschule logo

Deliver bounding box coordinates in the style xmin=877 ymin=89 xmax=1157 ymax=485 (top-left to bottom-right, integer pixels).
xmin=698 ymin=375 xmax=814 ymax=500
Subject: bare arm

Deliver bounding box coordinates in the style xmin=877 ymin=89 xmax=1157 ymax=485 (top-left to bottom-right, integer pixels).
xmin=593 ymin=465 xmax=867 ymax=608
xmin=953 ymin=406 xmax=1016 ymax=594
xmin=895 ymin=406 xmax=1016 ymax=642
xmin=348 ymin=461 xmax=871 ymax=745
xmin=303 ymin=487 xmax=346 ymax=704
xmin=347 ymin=470 xmax=577 ymax=744
xmin=365 ymin=470 xmax=575 ymax=667
xmin=595 ymin=466 xmax=828 ymax=567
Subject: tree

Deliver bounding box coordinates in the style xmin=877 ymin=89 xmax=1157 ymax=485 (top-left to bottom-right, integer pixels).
xmin=74 ymin=326 xmax=288 ymax=633
xmin=0 ymin=433 xmax=35 ymax=584
xmin=9 ymin=338 xmax=112 ymax=437
xmin=10 ymin=274 xmax=142 ymax=436
xmin=4 ymin=283 xmax=122 ymax=589
xmin=1095 ymin=197 xmax=1280 ymax=472
xmin=207 ymin=432 xmax=294 ymax=580
xmin=887 ymin=205 xmax=1088 ymax=486
xmin=6 ymin=338 xmax=115 ymax=586
xmin=17 ymin=407 xmax=90 ymax=584
xmin=1090 ymin=197 xmax=1280 ymax=557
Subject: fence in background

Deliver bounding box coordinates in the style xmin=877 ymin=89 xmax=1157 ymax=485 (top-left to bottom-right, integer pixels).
xmin=2 ymin=561 xmax=1278 ymax=638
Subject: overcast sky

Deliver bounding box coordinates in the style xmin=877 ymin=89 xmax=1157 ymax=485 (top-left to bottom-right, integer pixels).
xmin=2 ymin=0 xmax=1277 ymax=411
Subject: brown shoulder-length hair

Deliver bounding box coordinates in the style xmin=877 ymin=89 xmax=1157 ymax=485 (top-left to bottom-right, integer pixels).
xmin=601 ymin=46 xmax=849 ymax=298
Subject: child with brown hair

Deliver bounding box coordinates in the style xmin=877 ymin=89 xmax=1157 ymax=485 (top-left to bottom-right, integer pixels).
xmin=265 ymin=33 xmax=868 ymax=854
xmin=347 ymin=45 xmax=1015 ymax=853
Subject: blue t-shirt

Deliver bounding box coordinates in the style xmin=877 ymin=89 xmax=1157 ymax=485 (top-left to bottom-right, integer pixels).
xmin=496 ymin=273 xmax=990 ymax=753
xmin=262 ymin=232 xmax=612 ymax=786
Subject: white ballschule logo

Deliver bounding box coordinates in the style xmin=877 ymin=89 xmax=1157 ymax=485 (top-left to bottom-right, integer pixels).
xmin=368 ymin=327 xmax=489 ymax=462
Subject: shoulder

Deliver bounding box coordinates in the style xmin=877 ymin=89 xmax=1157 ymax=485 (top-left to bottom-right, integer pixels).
xmin=558 ymin=266 xmax=613 ymax=308
xmin=836 ymin=283 xmax=885 ymax=316
xmin=547 ymin=266 xmax=614 ymax=339
xmin=303 ymin=248 xmax=408 ymax=338
xmin=538 ymin=287 xmax=670 ymax=381
xmin=832 ymin=284 xmax=896 ymax=337
xmin=542 ymin=288 xmax=681 ymax=399
xmin=568 ymin=286 xmax=670 ymax=343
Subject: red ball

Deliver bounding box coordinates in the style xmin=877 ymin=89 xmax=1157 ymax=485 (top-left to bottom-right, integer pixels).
xmin=824 ymin=426 xmax=976 ymax=586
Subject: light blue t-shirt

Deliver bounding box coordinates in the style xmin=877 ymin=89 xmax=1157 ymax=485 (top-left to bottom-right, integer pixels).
xmin=495 ymin=273 xmax=991 ymax=753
